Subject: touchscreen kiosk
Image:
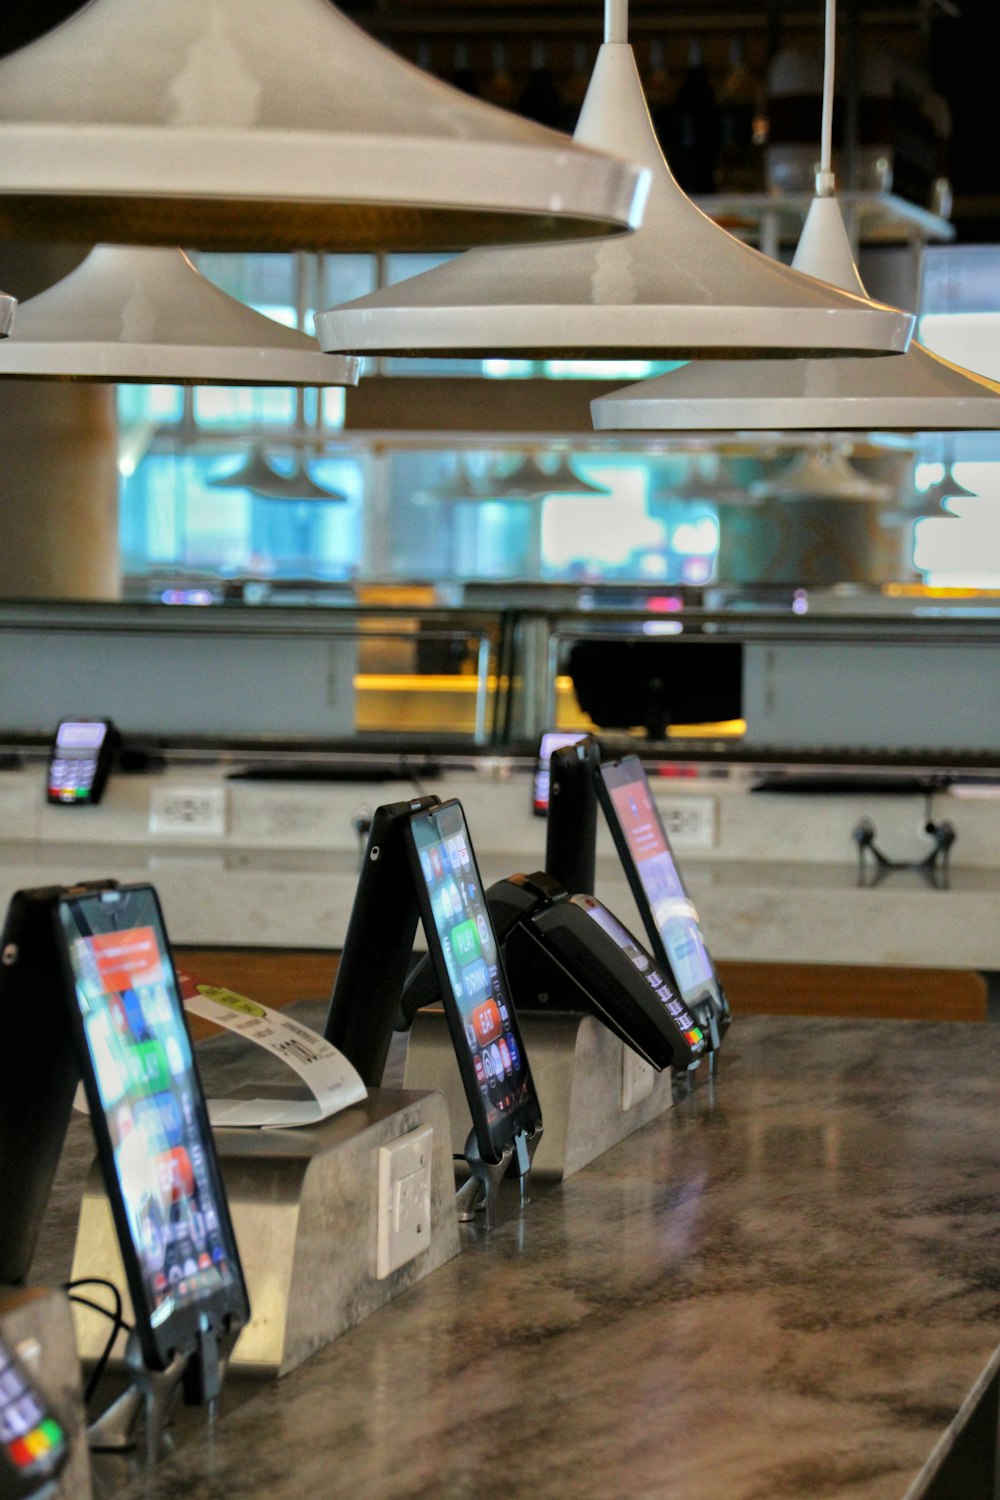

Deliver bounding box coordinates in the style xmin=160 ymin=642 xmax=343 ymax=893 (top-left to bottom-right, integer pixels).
xmin=531 ymin=731 xmax=587 ymax=817
xmin=46 ymin=720 xmax=117 ymax=806
xmin=323 ymin=794 xmax=441 ymax=1086
xmin=56 ymin=883 xmax=249 ymax=1401
xmin=544 ymin=735 xmax=600 ymax=897
xmin=0 ymin=1332 xmax=68 ymax=1497
xmin=595 ymin=755 xmax=730 ymax=1042
xmin=323 ymin=797 xmax=542 ymax=1197
xmin=405 ymin=801 xmax=542 ymax=1167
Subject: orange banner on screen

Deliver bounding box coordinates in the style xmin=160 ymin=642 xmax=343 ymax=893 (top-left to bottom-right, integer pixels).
xmin=471 ymin=998 xmax=502 ymax=1045
xmin=90 ymin=927 xmax=163 ymax=992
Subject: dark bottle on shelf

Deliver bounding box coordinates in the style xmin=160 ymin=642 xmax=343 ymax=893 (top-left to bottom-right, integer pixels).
xmin=518 ymin=39 xmax=563 ymax=129
xmin=451 ymin=41 xmax=479 ymax=98
xmin=482 ymin=41 xmax=519 ymax=110
xmin=645 ymin=37 xmax=673 ymax=155
xmin=560 ymin=40 xmax=593 ymax=134
xmin=669 ymin=36 xmax=721 ymax=194
xmin=717 ymin=34 xmax=767 ymax=192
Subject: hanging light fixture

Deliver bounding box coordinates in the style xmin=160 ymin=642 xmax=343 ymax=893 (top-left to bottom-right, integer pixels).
xmin=316 ymin=0 xmax=912 ymax=360
xmin=422 ymin=456 xmax=490 ymax=504
xmin=0 ymin=0 xmax=646 ymax=253
xmin=208 ymin=447 xmax=348 ymax=501
xmin=916 ymin=459 xmax=978 ymax=508
xmin=0 ymin=292 xmax=14 ymax=338
xmin=591 ymin=0 xmax=1000 ymax=435
xmin=0 ymin=246 xmax=359 ymax=386
xmin=482 ymin=453 xmax=611 ymax=500
xmin=750 ymin=446 xmax=892 ymax=503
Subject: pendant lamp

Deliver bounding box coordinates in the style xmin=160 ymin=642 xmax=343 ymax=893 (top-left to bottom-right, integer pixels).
xmin=0 ymin=246 xmax=359 ymax=386
xmin=0 ymin=292 xmax=14 ymax=338
xmin=750 ymin=447 xmax=892 ymax=503
xmin=424 ymin=457 xmax=489 ymax=504
xmin=0 ymin=0 xmax=645 ymax=252
xmin=483 ymin=453 xmax=611 ymax=500
xmin=591 ymin=0 xmax=1000 ymax=434
xmin=315 ymin=0 xmax=912 ymax=360
xmin=209 ymin=447 xmax=348 ymax=502
xmin=917 ymin=461 xmax=978 ymax=508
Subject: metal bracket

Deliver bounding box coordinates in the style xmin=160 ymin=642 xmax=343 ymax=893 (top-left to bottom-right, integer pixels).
xmin=454 ymin=1123 xmax=543 ymax=1232
xmin=853 ymin=817 xmax=956 ymax=888
xmin=87 ymin=1330 xmax=187 ymax=1468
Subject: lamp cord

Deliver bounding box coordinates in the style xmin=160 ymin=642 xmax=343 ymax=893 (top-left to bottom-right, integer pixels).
xmin=818 ymin=0 xmax=837 ymax=195
xmin=605 ymin=0 xmax=627 ymax=46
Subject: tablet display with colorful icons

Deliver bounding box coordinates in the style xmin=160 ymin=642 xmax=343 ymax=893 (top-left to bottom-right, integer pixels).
xmin=56 ymin=883 xmax=248 ymax=1372
xmin=406 ymin=799 xmax=541 ymax=1163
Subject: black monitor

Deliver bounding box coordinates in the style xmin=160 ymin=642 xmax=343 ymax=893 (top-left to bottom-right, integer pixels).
xmin=566 ymin=638 xmax=742 ymax=741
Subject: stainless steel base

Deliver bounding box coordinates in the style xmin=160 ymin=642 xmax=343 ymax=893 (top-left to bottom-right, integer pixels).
xmin=0 ymin=1284 xmax=93 ymax=1498
xmin=69 ymin=1088 xmax=460 ymax=1378
xmin=403 ymin=1009 xmax=675 ymax=1182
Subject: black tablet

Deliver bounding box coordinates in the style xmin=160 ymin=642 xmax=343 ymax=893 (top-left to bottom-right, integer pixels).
xmin=595 ymin=755 xmax=730 ymax=1040
xmin=405 ymin=800 xmax=542 ymax=1164
xmin=55 ymin=883 xmax=249 ymax=1380
xmin=531 ymin=730 xmax=587 ymax=817
xmin=0 ymin=887 xmax=86 ymax=1285
xmin=323 ymin=793 xmax=441 ymax=1085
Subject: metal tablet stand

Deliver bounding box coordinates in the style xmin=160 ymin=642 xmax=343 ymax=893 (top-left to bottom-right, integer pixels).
xmin=455 ymin=1124 xmax=542 ymax=1232
xmin=86 ymin=1332 xmax=188 ymax=1466
xmin=853 ymin=817 xmax=956 ymax=888
xmin=88 ymin=1318 xmax=232 ymax=1466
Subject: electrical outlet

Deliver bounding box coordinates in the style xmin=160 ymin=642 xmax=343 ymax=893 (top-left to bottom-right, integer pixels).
xmin=149 ymin=786 xmax=227 ymax=837
xmin=657 ymin=795 xmax=716 ymax=850
xmin=376 ymin=1124 xmax=433 ymax=1279
xmin=621 ymin=1045 xmax=655 ymax=1111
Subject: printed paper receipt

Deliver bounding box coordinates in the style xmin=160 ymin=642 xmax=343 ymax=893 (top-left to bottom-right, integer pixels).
xmin=179 ymin=978 xmax=368 ymax=1128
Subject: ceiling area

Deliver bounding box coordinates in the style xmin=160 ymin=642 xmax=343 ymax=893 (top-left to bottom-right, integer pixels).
xmin=2 ymin=0 xmax=997 ymax=241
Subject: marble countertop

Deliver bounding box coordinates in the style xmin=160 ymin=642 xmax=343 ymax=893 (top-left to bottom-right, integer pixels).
xmin=59 ymin=1014 xmax=1000 ymax=1500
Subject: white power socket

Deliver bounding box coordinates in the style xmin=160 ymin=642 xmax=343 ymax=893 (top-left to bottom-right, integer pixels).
xmin=376 ymin=1124 xmax=433 ymax=1279
xmin=657 ymin=795 xmax=716 ymax=850
xmin=621 ymin=1046 xmax=655 ymax=1111
xmin=149 ymin=786 xmax=227 ymax=837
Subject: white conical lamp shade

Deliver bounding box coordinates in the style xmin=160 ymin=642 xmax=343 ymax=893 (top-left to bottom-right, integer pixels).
xmin=0 ymin=291 xmax=14 ymax=338
xmin=918 ymin=464 xmax=978 ymax=507
xmin=482 ymin=453 xmax=611 ymax=500
xmin=591 ymin=337 xmax=1000 ymax=433
xmin=209 ymin=448 xmax=348 ymax=501
xmin=316 ymin=38 xmax=913 ymax=359
xmin=0 ymin=0 xmax=645 ymax=252
xmin=750 ymin=448 xmax=891 ymax=502
xmin=424 ymin=457 xmax=489 ymax=503
xmin=0 ymin=245 xmax=359 ymax=385
xmin=591 ymin=186 xmax=1000 ymax=433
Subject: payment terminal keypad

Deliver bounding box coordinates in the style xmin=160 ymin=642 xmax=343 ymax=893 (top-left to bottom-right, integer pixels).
xmin=0 ymin=1336 xmax=66 ymax=1486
